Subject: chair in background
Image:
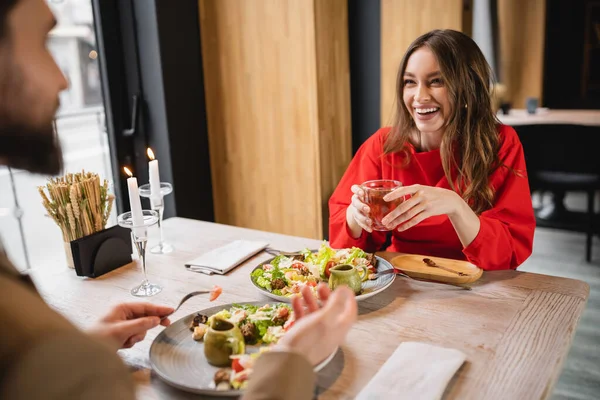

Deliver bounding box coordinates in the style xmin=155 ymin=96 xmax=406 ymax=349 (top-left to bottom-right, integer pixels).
xmin=515 ymin=124 xmax=600 ymax=263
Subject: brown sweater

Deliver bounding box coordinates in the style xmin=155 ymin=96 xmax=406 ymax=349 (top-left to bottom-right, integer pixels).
xmin=0 ymin=248 xmax=315 ymax=399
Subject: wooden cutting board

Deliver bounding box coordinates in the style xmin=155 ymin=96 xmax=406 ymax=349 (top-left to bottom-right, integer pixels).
xmin=390 ymin=254 xmax=483 ymax=284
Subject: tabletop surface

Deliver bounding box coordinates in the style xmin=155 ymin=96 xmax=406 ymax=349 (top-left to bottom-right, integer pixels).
xmin=31 ymin=217 xmax=590 ymax=400
xmin=497 ymin=108 xmax=600 ymax=127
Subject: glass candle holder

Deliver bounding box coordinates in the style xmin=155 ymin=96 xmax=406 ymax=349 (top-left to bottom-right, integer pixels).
xmin=139 ymin=182 xmax=173 ymax=254
xmin=117 ymin=209 xmax=161 ymax=297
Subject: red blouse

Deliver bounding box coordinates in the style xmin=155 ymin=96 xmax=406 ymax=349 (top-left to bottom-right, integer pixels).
xmin=328 ymin=125 xmax=536 ymax=271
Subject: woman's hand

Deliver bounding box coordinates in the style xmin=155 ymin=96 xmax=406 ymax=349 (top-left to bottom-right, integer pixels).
xmin=88 ymin=302 xmax=174 ymax=350
xmin=346 ymin=184 xmax=373 ymax=237
xmin=381 ymin=184 xmax=463 ymax=232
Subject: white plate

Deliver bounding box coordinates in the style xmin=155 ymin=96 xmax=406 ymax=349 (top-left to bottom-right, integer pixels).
xmin=250 ymin=255 xmax=396 ymax=303
xmin=150 ymin=301 xmax=336 ymax=397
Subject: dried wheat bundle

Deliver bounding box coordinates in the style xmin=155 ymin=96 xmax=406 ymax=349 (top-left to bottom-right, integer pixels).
xmin=38 ymin=170 xmax=115 ymax=242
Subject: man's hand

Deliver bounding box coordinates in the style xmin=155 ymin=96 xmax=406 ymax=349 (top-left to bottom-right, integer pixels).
xmin=88 ymin=302 xmax=174 ymax=350
xmin=273 ymin=283 xmax=357 ymax=365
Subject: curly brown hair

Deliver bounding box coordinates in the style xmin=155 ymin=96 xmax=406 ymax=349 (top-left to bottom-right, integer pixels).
xmin=384 ymin=29 xmax=502 ymax=214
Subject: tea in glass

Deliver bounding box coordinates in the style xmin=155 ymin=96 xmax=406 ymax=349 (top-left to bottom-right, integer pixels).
xmin=361 ymin=179 xmax=403 ymax=231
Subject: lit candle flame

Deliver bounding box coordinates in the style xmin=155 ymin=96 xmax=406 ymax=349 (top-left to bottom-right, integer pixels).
xmin=123 ymin=166 xmax=133 ymax=177
xmin=147 ymin=148 xmax=155 ymax=161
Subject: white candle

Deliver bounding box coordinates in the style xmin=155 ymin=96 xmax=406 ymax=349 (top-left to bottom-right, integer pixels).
xmin=147 ymin=148 xmax=161 ymax=208
xmin=149 ymin=160 xmax=160 ymax=195
xmin=125 ymin=172 xmax=145 ymax=236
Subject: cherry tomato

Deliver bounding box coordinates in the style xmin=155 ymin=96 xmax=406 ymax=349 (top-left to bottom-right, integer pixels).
xmin=209 ymin=285 xmax=222 ymax=301
xmin=324 ymin=260 xmax=336 ymax=278
xmin=231 ymin=358 xmax=244 ymax=373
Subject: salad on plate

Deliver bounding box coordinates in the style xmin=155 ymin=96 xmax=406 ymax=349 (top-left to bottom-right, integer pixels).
xmin=250 ymin=242 xmax=378 ymax=297
xmin=190 ymin=303 xmax=296 ymax=390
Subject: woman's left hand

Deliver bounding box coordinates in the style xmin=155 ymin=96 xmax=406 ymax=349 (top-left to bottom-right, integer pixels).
xmin=381 ymin=184 xmax=463 ymax=232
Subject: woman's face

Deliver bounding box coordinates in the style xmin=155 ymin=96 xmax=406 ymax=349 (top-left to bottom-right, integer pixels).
xmin=402 ymin=47 xmax=451 ymax=136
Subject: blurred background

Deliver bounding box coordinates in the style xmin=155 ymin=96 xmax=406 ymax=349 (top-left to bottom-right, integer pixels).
xmin=0 ymin=1 xmax=598 ymax=398
xmin=2 ymin=0 xmax=598 ymax=268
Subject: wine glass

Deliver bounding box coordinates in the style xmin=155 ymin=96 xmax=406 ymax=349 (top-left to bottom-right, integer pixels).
xmin=139 ymin=182 xmax=174 ymax=254
xmin=117 ymin=209 xmax=162 ymax=297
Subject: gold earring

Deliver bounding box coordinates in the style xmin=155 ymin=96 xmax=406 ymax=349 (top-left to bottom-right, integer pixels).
xmin=464 ymin=104 xmax=468 ymax=109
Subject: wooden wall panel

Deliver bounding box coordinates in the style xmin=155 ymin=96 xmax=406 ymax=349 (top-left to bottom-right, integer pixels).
xmin=314 ymin=0 xmax=352 ymax=239
xmin=199 ymin=0 xmax=351 ymax=239
xmin=380 ymin=0 xmax=464 ymax=125
xmin=497 ymin=0 xmax=546 ymax=108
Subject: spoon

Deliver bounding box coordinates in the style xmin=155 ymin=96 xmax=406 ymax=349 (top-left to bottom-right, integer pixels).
xmin=422 ymin=258 xmax=469 ymax=276
xmin=160 ymin=285 xmax=222 ymax=321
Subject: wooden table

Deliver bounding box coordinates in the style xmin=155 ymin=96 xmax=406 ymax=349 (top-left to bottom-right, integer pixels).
xmin=31 ymin=217 xmax=590 ymax=400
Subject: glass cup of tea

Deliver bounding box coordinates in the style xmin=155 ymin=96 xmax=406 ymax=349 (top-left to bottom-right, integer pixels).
xmin=360 ymin=179 xmax=404 ymax=231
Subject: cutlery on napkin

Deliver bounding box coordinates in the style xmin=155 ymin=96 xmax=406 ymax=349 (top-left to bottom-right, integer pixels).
xmin=184 ymin=240 xmax=269 ymax=275
xmin=355 ymin=342 xmax=466 ymax=400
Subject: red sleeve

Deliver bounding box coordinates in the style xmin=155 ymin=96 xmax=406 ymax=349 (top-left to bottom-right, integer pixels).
xmin=328 ymin=129 xmax=389 ymax=252
xmin=462 ymin=125 xmax=536 ymax=270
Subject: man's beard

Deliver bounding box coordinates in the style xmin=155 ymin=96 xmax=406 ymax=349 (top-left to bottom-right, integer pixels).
xmin=0 ymin=122 xmax=63 ymax=175
xmin=0 ymin=46 xmax=63 ymax=176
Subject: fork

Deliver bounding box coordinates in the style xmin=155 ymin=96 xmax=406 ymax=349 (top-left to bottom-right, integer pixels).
xmin=374 ymin=268 xmax=472 ymax=290
xmin=160 ymin=288 xmax=218 ymax=321
xmin=264 ymin=248 xmax=307 ymax=257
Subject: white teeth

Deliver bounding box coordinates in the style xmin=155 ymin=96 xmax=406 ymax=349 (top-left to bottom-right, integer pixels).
xmin=415 ymin=107 xmax=439 ymax=114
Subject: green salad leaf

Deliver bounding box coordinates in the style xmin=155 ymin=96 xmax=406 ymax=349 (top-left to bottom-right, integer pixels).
xmin=270 ymin=255 xmax=288 ymax=269
xmin=302 ymin=248 xmax=315 ymax=264
xmin=251 ymin=268 xmax=264 ymax=278
xmin=315 ymin=242 xmax=336 ymax=279
xmin=231 ymin=380 xmax=246 ymax=390
xmin=346 ymin=247 xmax=367 ymax=264
xmin=270 ymin=267 xmax=285 ymax=281
xmin=252 ymin=319 xmax=274 ymax=338
xmin=263 ymin=328 xmax=281 ymax=344
xmin=231 ymin=304 xmax=258 ymax=314
xmin=255 ymin=276 xmax=271 ymax=291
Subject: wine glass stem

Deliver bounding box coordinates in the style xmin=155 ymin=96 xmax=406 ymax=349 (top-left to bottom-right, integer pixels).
xmin=134 ymin=238 xmax=148 ymax=283
xmin=156 ymin=202 xmax=165 ymax=247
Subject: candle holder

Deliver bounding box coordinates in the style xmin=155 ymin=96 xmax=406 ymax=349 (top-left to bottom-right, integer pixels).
xmin=139 ymin=182 xmax=173 ymax=254
xmin=117 ymin=209 xmax=162 ymax=297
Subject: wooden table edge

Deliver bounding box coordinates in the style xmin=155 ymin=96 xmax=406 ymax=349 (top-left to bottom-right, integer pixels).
xmin=377 ymin=251 xmax=591 ymax=301
xmin=541 ymin=291 xmax=590 ymax=399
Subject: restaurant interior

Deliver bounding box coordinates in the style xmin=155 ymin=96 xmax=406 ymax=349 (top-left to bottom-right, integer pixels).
xmin=0 ymin=0 xmax=599 ymax=399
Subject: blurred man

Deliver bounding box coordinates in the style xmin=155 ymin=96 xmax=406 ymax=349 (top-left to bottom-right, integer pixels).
xmin=0 ymin=1 xmax=357 ymax=399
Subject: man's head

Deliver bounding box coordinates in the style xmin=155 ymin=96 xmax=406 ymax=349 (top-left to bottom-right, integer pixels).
xmin=0 ymin=0 xmax=68 ymax=175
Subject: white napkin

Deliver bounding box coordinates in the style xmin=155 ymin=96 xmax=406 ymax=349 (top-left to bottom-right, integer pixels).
xmin=184 ymin=240 xmax=269 ymax=275
xmin=356 ymin=342 xmax=466 ymax=400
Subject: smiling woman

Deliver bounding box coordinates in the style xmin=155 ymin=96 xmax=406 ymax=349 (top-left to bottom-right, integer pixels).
xmin=329 ymin=29 xmax=536 ymax=272
xmin=402 ymin=64 xmax=450 ymax=149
